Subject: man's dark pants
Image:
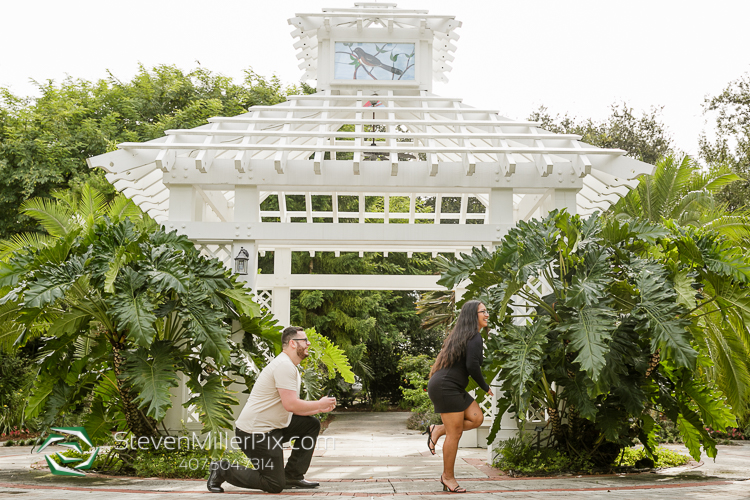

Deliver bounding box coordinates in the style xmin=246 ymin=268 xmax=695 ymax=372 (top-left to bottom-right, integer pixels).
xmin=221 ymin=415 xmax=320 ymax=493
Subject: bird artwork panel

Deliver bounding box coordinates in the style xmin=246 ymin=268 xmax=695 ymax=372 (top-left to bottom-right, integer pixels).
xmin=334 ymin=42 xmax=416 ymax=81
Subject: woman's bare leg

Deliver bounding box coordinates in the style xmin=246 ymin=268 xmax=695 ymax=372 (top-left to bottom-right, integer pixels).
xmin=431 ymin=400 xmax=484 ymax=442
xmin=438 ymin=401 xmax=484 ymax=490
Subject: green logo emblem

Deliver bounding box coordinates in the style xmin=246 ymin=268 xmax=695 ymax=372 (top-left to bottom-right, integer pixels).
xmin=35 ymin=427 xmax=99 ymax=477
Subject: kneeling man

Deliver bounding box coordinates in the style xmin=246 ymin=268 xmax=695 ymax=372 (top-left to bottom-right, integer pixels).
xmin=208 ymin=326 xmax=336 ymax=493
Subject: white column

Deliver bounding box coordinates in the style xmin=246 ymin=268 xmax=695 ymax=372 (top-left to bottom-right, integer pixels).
xmin=488 ymin=188 xmax=514 ymax=247
xmin=168 ymin=186 xmax=194 ymax=222
xmin=235 ymin=186 xmax=260 ymax=223
xmin=272 ymin=248 xmax=292 ymax=327
xmin=553 ymin=189 xmax=578 ymax=215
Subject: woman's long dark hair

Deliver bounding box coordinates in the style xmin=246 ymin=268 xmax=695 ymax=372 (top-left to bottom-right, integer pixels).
xmin=429 ymin=300 xmax=483 ymax=378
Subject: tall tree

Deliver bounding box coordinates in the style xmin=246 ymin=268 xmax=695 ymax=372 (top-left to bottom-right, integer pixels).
xmin=701 ymin=72 xmax=750 ymax=210
xmin=529 ymin=103 xmax=673 ymax=165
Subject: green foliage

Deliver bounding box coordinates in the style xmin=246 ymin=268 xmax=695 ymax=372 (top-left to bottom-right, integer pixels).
xmin=445 ymin=210 xmax=744 ymax=463
xmin=529 ymin=103 xmax=672 ymax=165
xmin=610 ymin=154 xmax=750 ymax=244
xmin=493 ymin=436 xmax=688 ymax=475
xmin=618 ymin=446 xmax=690 ymax=468
xmin=700 ymin=72 xmax=750 ymax=211
xmin=0 ymin=65 xmax=311 ymax=239
xmin=398 ymin=355 xmax=435 ymax=415
xmin=299 ymin=327 xmax=356 ymax=401
xmin=492 ymin=436 xmax=594 ymax=475
xmin=288 ymin=245 xmax=442 ymax=402
xmin=0 ymin=184 xmax=275 ymax=438
xmin=0 ymin=352 xmax=35 ymax=434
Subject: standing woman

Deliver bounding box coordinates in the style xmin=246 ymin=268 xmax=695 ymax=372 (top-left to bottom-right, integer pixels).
xmin=425 ymin=300 xmax=492 ymax=493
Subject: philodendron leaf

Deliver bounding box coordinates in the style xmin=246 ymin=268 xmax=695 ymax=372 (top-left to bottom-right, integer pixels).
xmin=632 ymin=263 xmax=696 ymax=369
xmin=123 ymin=341 xmax=180 ymax=421
xmin=184 ymin=374 xmax=238 ymax=433
xmin=109 ymin=268 xmax=157 ymax=348
xmin=220 ymin=288 xmax=261 ymax=318
xmin=495 ymin=319 xmax=549 ymax=416
xmin=559 ymin=305 xmax=616 ymax=383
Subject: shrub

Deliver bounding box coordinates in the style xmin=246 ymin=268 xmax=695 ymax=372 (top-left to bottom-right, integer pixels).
xmin=492 ymin=435 xmax=689 ymax=475
xmin=618 ymin=447 xmax=690 ymax=468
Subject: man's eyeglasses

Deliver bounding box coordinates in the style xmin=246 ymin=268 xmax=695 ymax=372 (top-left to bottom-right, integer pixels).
xmin=290 ymin=338 xmax=311 ymax=344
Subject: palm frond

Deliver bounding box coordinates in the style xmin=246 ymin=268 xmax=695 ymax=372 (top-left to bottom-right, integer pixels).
xmin=0 ymin=232 xmax=54 ymax=261
xmin=20 ymin=198 xmax=75 ymax=237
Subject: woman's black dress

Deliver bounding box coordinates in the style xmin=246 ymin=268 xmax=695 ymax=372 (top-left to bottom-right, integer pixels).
xmin=427 ymin=333 xmax=490 ymax=413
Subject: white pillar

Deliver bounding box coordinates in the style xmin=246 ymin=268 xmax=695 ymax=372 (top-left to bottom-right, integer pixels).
xmin=235 ymin=186 xmax=260 ymax=223
xmin=272 ymin=248 xmax=292 ymax=327
xmin=168 ymin=186 xmax=194 ymax=222
xmin=488 ymin=188 xmax=514 ymax=247
xmin=553 ymin=189 xmax=578 ymax=215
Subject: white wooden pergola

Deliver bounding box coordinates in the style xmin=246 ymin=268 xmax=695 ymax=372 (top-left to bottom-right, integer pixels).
xmin=87 ymin=2 xmax=654 ymax=447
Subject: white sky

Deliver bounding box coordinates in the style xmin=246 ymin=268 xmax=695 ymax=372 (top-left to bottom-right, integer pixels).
xmin=2 ymin=0 xmax=749 ymax=156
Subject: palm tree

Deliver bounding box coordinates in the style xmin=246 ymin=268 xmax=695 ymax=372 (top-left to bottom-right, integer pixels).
xmin=610 ymin=154 xmax=750 ymax=241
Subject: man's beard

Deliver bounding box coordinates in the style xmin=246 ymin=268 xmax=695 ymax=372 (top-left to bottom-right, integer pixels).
xmin=296 ymin=344 xmax=308 ymax=360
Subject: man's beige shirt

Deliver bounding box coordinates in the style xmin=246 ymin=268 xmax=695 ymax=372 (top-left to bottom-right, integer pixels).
xmin=236 ymin=352 xmax=301 ymax=434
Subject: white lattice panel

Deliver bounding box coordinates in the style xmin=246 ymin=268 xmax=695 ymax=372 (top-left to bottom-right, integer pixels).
xmin=196 ymin=243 xmax=233 ymax=269
xmin=255 ymin=289 xmax=273 ymax=313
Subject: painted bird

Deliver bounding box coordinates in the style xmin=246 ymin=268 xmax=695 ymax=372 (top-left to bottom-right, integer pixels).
xmin=353 ymin=47 xmax=404 ymax=76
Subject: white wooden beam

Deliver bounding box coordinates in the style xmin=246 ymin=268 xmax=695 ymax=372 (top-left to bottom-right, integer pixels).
xmin=387 ymin=91 xmax=398 ymax=176
xmin=453 ymin=102 xmax=476 ymax=176
xmin=195 ymin=123 xmax=218 ymax=173
xmin=155 ymin=135 xmax=176 ymax=172
xmin=234 ymin=121 xmax=255 ymax=173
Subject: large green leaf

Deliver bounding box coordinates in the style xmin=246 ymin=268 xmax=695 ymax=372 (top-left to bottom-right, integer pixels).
xmin=182 ymin=287 xmax=231 ymax=365
xmin=566 ymin=248 xmax=611 ymax=308
xmin=23 ymin=256 xmax=85 ymax=308
xmin=184 ymin=374 xmax=238 ymax=432
xmin=678 ymin=378 xmax=737 ymax=431
xmin=109 ymin=268 xmax=157 ymax=347
xmin=123 ymin=342 xmax=180 ymax=420
xmin=494 ymin=319 xmax=549 ymax=415
xmin=632 ymin=263 xmax=696 ymax=368
xmin=220 ymin=287 xmax=261 ymax=318
xmin=145 ymin=246 xmax=189 ymax=294
xmin=47 ymin=309 xmax=92 ymax=338
xmin=559 ymin=306 xmax=616 ymax=382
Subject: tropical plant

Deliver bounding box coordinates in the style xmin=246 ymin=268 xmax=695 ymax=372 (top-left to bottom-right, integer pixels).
xmin=438 ymin=210 xmax=744 ymax=464
xmin=609 ymin=154 xmax=750 ymax=243
xmin=298 ymin=327 xmax=356 ymax=401
xmin=0 ymin=185 xmax=276 ymax=440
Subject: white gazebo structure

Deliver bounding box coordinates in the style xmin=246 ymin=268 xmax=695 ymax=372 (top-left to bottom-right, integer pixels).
xmin=87 ymin=3 xmax=653 ymax=451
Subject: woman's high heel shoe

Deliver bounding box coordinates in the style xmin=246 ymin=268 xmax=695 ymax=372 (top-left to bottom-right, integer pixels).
xmin=440 ymin=474 xmax=466 ymax=493
xmin=422 ymin=425 xmax=437 ymax=455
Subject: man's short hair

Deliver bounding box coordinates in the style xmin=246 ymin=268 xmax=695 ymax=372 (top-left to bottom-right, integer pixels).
xmin=281 ymin=326 xmax=304 ymax=345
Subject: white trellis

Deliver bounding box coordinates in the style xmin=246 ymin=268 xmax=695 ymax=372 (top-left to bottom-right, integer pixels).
xmin=87 ymin=2 xmax=654 ymax=448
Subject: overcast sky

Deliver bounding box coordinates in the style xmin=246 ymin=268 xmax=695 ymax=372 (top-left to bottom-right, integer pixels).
xmin=2 ymin=0 xmax=749 ymax=156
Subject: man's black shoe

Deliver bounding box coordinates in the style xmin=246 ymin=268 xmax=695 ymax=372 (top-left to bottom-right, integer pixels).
xmin=207 ymin=460 xmax=228 ymax=493
xmin=285 ymin=478 xmax=320 ymax=489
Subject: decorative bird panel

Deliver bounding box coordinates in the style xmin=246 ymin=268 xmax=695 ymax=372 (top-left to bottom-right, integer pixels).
xmin=334 ymin=42 xmax=416 ymax=81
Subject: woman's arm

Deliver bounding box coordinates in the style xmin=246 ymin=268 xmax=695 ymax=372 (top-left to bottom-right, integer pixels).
xmin=466 ymin=334 xmax=490 ymax=392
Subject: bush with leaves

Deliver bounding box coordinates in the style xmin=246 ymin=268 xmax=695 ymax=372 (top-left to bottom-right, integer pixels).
xmin=439 ymin=210 xmax=744 ymax=464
